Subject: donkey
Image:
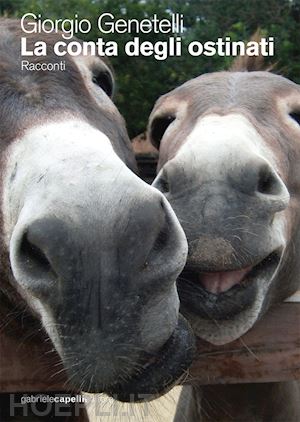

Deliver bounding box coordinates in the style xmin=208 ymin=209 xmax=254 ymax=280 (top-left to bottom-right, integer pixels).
xmin=148 ymin=55 xmax=300 ymax=420
xmin=0 ymin=19 xmax=195 ymax=421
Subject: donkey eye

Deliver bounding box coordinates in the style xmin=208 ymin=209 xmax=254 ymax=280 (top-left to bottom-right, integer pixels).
xmin=289 ymin=112 xmax=300 ymax=126
xmin=92 ymin=70 xmax=113 ymax=98
xmin=150 ymin=115 xmax=176 ymax=149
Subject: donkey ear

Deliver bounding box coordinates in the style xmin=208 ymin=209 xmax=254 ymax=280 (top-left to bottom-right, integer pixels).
xmin=230 ymin=29 xmax=275 ymax=72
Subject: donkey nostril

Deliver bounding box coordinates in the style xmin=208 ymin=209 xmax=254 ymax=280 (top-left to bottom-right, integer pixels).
xmin=19 ymin=232 xmax=54 ymax=279
xmin=154 ymin=171 xmax=170 ymax=194
xmin=145 ymin=199 xmax=170 ymax=259
xmin=140 ymin=193 xmax=187 ymax=279
xmin=257 ymin=166 xmax=282 ymax=196
xmin=150 ymin=227 xmax=170 ymax=256
xmin=153 ymin=204 xmax=170 ymax=252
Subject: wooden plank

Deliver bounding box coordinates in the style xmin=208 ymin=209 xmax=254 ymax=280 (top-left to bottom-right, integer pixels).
xmin=1 ymin=299 xmax=299 ymax=391
xmin=0 ymin=331 xmax=68 ymax=392
xmin=187 ymin=302 xmax=300 ymax=385
xmin=131 ymin=133 xmax=158 ymax=156
xmin=285 ymin=290 xmax=300 ymax=303
xmin=132 ymin=134 xmax=158 ymax=184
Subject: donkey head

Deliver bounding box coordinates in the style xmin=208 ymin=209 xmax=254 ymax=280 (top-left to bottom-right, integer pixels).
xmin=148 ymin=55 xmax=300 ymax=344
xmin=0 ymin=19 xmax=194 ymax=399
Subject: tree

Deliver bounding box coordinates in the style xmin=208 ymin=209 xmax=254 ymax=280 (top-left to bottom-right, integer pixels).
xmin=2 ymin=0 xmax=299 ymax=136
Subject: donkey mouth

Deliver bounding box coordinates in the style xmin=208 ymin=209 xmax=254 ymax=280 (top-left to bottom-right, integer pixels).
xmin=106 ymin=314 xmax=195 ymax=402
xmin=178 ymin=250 xmax=281 ymax=320
xmin=197 ymin=266 xmax=252 ymax=294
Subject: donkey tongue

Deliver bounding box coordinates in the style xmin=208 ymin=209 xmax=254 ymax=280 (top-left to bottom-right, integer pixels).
xmin=200 ymin=267 xmax=251 ymax=294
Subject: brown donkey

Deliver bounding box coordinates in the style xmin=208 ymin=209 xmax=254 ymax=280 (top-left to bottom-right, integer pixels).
xmin=148 ymin=54 xmax=300 ymax=420
xmin=0 ymin=19 xmax=195 ymax=421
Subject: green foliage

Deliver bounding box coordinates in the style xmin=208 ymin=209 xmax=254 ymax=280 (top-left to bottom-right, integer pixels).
xmin=2 ymin=0 xmax=299 ymax=136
